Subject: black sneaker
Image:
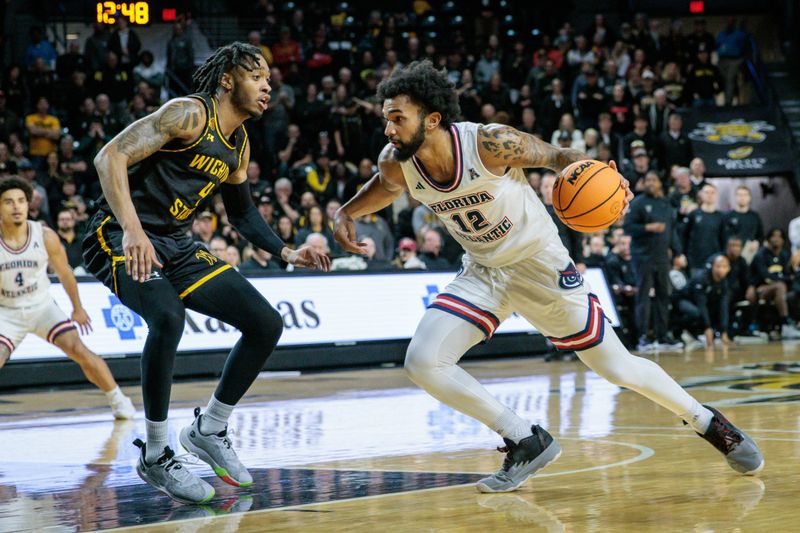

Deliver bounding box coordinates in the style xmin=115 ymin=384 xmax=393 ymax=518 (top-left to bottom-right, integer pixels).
xmin=693 ymin=406 xmax=764 ymax=475
xmin=476 ymin=426 xmax=562 ymax=493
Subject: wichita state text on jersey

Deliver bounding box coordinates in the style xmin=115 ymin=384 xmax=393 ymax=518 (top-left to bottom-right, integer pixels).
xmin=398 ymin=121 xmax=561 ymax=268
xmin=97 ymin=93 xmax=247 ymax=234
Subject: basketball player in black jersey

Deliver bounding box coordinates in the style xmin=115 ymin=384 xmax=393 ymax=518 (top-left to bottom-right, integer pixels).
xmin=83 ymin=43 xmax=330 ymax=504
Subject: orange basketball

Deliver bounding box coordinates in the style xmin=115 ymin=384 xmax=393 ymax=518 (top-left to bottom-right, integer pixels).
xmin=552 ymin=160 xmax=625 ymax=232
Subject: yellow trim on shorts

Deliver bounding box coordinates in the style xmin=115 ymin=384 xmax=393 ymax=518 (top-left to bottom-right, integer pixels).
xmin=97 ymin=216 xmax=112 ymax=256
xmin=178 ymin=264 xmax=232 ymax=300
xmin=111 ymin=256 xmax=125 ymax=295
xmin=158 ymin=96 xmax=211 ymax=153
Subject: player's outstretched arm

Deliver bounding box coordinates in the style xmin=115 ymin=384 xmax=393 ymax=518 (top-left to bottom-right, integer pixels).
xmin=333 ymin=144 xmax=406 ymax=255
xmin=477 ymin=124 xmax=634 ymax=216
xmin=95 ymin=97 xmax=205 ymax=282
xmin=223 ymin=140 xmax=330 ymax=271
xmin=477 ymin=124 xmax=586 ymax=173
xmin=43 ymin=227 xmax=92 ymax=335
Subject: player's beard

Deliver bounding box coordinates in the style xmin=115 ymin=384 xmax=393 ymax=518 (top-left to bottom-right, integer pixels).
xmin=231 ymin=84 xmax=262 ymax=119
xmin=392 ymin=121 xmax=426 ymax=161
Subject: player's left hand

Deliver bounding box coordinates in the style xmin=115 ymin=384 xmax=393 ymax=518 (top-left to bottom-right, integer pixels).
xmin=72 ymin=307 xmax=93 ymax=335
xmin=285 ymin=245 xmax=332 ymax=272
xmin=609 ymin=160 xmax=633 ymax=219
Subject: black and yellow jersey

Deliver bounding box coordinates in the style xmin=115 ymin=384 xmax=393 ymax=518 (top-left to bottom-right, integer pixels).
xmin=98 ymin=92 xmax=247 ymax=234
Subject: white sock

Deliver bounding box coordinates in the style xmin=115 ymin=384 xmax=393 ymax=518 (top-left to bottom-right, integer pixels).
xmin=492 ymin=408 xmax=533 ymax=444
xmin=680 ymin=401 xmax=713 ymax=434
xmin=145 ymin=418 xmax=169 ymax=464
xmin=200 ymin=396 xmax=235 ymax=435
xmin=104 ymin=386 xmax=125 ymax=403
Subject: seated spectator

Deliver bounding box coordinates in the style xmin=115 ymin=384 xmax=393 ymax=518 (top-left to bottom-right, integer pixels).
xmin=668 ymin=166 xmax=698 ymax=235
xmin=418 ymin=228 xmax=451 ymax=270
xmin=538 ymin=78 xmax=572 ymax=139
xmin=725 ymin=236 xmax=756 ymax=337
xmin=549 ymin=113 xmax=585 ymax=152
xmin=241 ymin=247 xmax=283 ymax=273
xmin=606 ymin=83 xmax=634 ymax=136
xmin=574 ymin=68 xmax=606 ymax=130
xmin=394 ymin=237 xmax=426 ymax=270
xmin=750 ymin=228 xmax=800 ymax=338
xmin=274 ymin=177 xmax=300 ymax=222
xmin=208 ymin=236 xmax=228 ymax=260
xmin=622 ymin=114 xmax=657 ymax=160
xmin=225 ymin=245 xmax=242 ymax=270
xmin=55 ymin=208 xmax=84 ymax=271
xmin=660 ymin=62 xmax=686 ymax=107
xmin=276 ymin=215 xmax=297 ymax=248
xmin=257 ymin=195 xmax=275 ymax=228
xmin=93 ymin=51 xmax=133 ymax=104
xmin=361 ymin=237 xmax=395 ymax=271
xmin=645 ymin=89 xmax=673 ymax=136
xmin=296 ymin=205 xmax=336 ymax=252
xmin=355 ymin=213 xmax=394 ymax=261
xmin=689 ymin=157 xmax=709 ymax=189
xmin=583 ymin=235 xmax=607 ymax=268
xmin=192 ymin=210 xmax=215 ymax=247
xmin=622 ymin=145 xmax=653 ymax=192
xmin=56 ymin=40 xmax=87 ymax=80
xmin=133 ymin=51 xmax=164 ymax=91
xmin=25 ymin=27 xmax=56 ymax=71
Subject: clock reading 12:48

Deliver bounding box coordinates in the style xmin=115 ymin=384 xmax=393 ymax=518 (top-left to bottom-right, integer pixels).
xmin=96 ymin=2 xmax=150 ymax=25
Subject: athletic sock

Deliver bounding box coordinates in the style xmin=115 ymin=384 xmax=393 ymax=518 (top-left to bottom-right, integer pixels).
xmin=145 ymin=418 xmax=169 ymax=464
xmin=492 ymin=408 xmax=533 ymax=444
xmin=680 ymin=400 xmax=713 ymax=433
xmin=104 ymin=386 xmax=125 ymax=404
xmin=200 ymin=396 xmax=235 ymax=435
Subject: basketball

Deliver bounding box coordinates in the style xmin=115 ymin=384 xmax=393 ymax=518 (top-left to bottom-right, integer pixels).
xmin=552 ymin=160 xmax=626 ymax=232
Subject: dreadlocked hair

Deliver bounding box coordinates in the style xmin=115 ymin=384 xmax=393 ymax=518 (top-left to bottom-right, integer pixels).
xmin=377 ymin=60 xmax=461 ymax=129
xmin=192 ymin=42 xmax=265 ymax=95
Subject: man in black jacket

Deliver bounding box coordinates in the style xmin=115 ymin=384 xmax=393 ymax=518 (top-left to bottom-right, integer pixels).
xmin=605 ymin=234 xmax=637 ymax=342
xmin=750 ymin=228 xmax=800 ymax=338
xmin=724 ymin=186 xmax=763 ymax=263
xmin=657 ymin=113 xmax=693 ymax=173
xmin=624 ymin=171 xmax=686 ymax=351
xmin=683 ymin=183 xmax=725 ymax=277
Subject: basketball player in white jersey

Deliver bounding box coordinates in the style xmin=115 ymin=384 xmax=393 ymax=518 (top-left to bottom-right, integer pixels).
xmin=334 ymin=61 xmax=762 ymax=492
xmin=0 ymin=177 xmax=135 ymax=419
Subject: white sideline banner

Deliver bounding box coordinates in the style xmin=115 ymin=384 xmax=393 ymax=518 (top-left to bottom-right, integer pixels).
xmin=10 ymin=269 xmax=618 ymax=362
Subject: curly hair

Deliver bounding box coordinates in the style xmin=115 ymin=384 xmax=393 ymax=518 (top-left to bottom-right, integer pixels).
xmin=0 ymin=176 xmax=32 ymax=202
xmin=192 ymin=42 xmax=264 ymax=95
xmin=377 ymin=60 xmax=461 ymax=129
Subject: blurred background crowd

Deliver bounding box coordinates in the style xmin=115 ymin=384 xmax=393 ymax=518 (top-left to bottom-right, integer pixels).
xmin=1 ymin=0 xmax=800 ymax=350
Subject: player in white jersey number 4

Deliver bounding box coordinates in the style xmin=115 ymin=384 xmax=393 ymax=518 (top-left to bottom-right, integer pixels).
xmin=0 ymin=177 xmax=134 ymax=419
xmin=334 ymin=61 xmax=763 ymax=493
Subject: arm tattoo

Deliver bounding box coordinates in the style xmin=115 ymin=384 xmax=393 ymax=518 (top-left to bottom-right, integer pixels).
xmin=478 ymin=125 xmax=584 ymax=171
xmin=116 ymin=99 xmax=202 ymax=164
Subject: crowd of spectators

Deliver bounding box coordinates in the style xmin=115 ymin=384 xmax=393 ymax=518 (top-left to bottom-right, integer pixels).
xmin=2 ymin=2 xmax=798 ymax=350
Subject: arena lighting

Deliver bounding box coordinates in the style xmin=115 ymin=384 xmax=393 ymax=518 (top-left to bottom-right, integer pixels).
xmin=689 ymin=1 xmax=705 ymax=13
xmin=162 ymin=7 xmax=176 ymax=21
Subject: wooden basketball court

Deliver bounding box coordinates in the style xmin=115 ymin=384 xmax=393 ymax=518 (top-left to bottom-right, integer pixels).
xmin=1 ymin=342 xmax=799 ymax=532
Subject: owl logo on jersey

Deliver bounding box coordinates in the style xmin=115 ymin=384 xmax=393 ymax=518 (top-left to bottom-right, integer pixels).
xmin=558 ymin=263 xmax=584 ymax=290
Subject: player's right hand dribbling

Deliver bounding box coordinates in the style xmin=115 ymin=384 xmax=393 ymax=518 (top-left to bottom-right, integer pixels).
xmin=122 ymin=227 xmax=163 ymax=282
xmin=332 ymin=210 xmax=368 ymax=255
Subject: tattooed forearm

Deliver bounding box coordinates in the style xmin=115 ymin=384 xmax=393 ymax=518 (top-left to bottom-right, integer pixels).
xmin=115 ymin=99 xmax=202 ymax=164
xmin=478 ymin=124 xmax=585 ymax=171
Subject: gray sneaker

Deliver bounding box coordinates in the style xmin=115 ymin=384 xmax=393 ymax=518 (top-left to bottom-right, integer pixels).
xmin=180 ymin=407 xmax=253 ymax=487
xmin=133 ymin=439 xmax=215 ymax=505
xmin=476 ymin=425 xmax=562 ymax=493
xmin=694 ymin=406 xmax=764 ymax=475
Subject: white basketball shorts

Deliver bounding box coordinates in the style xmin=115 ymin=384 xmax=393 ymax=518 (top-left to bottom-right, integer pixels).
xmin=0 ymin=300 xmax=75 ymax=354
xmin=428 ymin=241 xmax=609 ymax=351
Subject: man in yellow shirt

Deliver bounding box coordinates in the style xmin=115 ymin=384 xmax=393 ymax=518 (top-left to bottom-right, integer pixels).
xmin=25 ymin=96 xmax=61 ymax=163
